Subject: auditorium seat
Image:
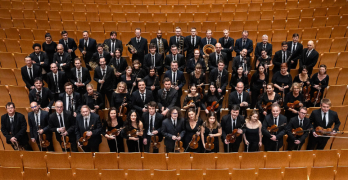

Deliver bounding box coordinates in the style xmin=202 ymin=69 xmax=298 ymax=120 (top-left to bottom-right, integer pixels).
xmin=247 ymin=11 xmax=261 ymax=21
xmin=316 ymin=27 xmax=332 ymax=39
xmin=0 ymin=18 xmax=13 ymax=29
xmin=309 ymin=166 xmax=335 ymax=180
xmin=46 ymin=153 xmax=70 ymax=170
xmin=8 ymin=86 xmax=29 ymax=107
xmin=261 ymin=2 xmax=273 ymax=11
xmin=272 ymin=19 xmax=286 ymax=30
xmin=330 ymin=38 xmax=348 ymax=53
xmin=127 ymin=169 xmax=152 ymax=179
xmin=142 ymin=153 xmax=167 ymax=173
xmin=337 ymin=68 xmax=348 ymax=85
xmin=118 ymin=153 xmax=142 ymax=172
xmin=167 ymin=153 xmax=191 ymax=173
xmin=99 ymin=13 xmax=113 ymax=22
xmin=161 ymin=5 xmax=173 ymax=13
xmin=301 ymin=28 xmax=317 ymax=40
xmin=179 ymin=169 xmax=203 ymax=180
xmin=202 ymin=22 xmax=216 ymax=32
xmin=221 ymin=12 xmax=234 ymax=21
xmin=0 ymin=85 xmax=12 ymax=105
xmin=331 ymin=26 xmax=347 ymax=39
xmin=19 ymin=40 xmax=34 ymax=54
xmin=231 ymin=168 xmax=256 ymax=180
xmin=258 ymin=168 xmax=282 ymax=180
xmin=73 ymin=12 xmax=86 ymax=21
xmin=258 ymin=20 xmax=272 ymax=31
xmin=324 ymin=84 xmax=346 ymax=105
xmin=23 ymin=167 xmax=48 ymax=180
xmin=70 ymin=152 xmax=95 ymax=172
xmin=215 ymin=153 xmax=240 ymax=173
xmin=272 ymin=29 xmax=287 ymax=42
xmin=264 ymin=151 xmax=289 ymax=171
xmin=90 ymin=22 xmax=104 ymax=32
xmin=18 ymin=28 xmax=34 ymax=40
xmin=98 ymin=4 xmax=111 ymax=13
xmin=319 ymin=53 xmax=338 ymax=68
xmin=36 ymin=20 xmax=51 ymax=30
xmin=249 ymin=3 xmax=261 ymax=11
xmin=0 ymin=150 xmax=23 ymax=168
xmin=47 ymin=11 xmax=61 ymax=21
xmin=313 ymin=149 xmax=339 ymax=168
xmin=74 ymin=3 xmax=86 ymax=12
xmin=207 ymin=12 xmax=220 ymax=22
xmin=191 ymin=153 xmax=216 ymax=173
xmin=60 ymin=11 xmax=74 ymax=21
xmin=86 ymin=12 xmax=100 ymax=22
xmin=0 ymin=167 xmax=23 ymax=180
xmin=274 ymin=9 xmax=287 ymax=21
xmin=103 ymin=22 xmax=116 ymax=32
xmin=316 ymin=38 xmax=333 ymax=54
xmin=312 ymin=16 xmax=327 ymax=28
xmin=75 ymin=168 xmax=99 ymax=180
xmin=326 ymin=16 xmax=341 ymax=28
xmin=22 ymin=151 xmax=47 ymax=169
xmin=230 ymin=21 xmax=243 ymax=32
xmin=0 ymin=52 xmax=17 ymax=69
xmin=240 ymin=152 xmax=265 ymax=170
xmin=283 ymin=167 xmax=307 ymax=180
xmin=153 ymin=169 xmax=177 ymax=180
xmin=146 ymin=5 xmax=160 ymax=13
xmin=100 ymin=169 xmax=125 ymax=180
xmin=4 ymin=28 xmax=20 ymax=40
xmin=289 ymin=150 xmax=314 ymax=172
xmin=94 ymin=152 xmax=118 ymax=170
xmin=335 ymin=166 xmax=348 ymax=180
xmin=314 ymin=7 xmax=327 ymax=17
xmin=85 ymin=4 xmax=98 ymax=13
xmin=287 ymin=9 xmax=301 ymax=19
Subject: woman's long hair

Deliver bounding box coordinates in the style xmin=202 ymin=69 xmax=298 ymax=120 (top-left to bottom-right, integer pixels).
xmin=124 ymin=109 xmax=140 ymax=131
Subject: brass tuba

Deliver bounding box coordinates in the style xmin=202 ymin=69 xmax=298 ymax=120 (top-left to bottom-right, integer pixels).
xmin=126 ymin=44 xmax=137 ymax=54
xmin=203 ymin=44 xmax=216 ymax=71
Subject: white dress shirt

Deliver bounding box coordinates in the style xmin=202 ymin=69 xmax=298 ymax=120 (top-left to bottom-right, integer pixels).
xmin=147 ymin=114 xmax=156 ymax=135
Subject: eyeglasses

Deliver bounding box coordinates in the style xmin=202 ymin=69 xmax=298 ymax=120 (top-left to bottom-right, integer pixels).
xmin=30 ymin=106 xmax=37 ymax=109
xmin=171 ymin=113 xmax=178 ymax=115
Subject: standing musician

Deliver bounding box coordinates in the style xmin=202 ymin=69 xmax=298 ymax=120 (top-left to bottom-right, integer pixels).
xmin=70 ymin=58 xmax=91 ymax=96
xmin=165 ymin=45 xmax=186 ymax=72
xmin=187 ymin=49 xmax=207 ymax=74
xmin=29 ymin=101 xmax=53 ymax=151
xmin=307 ymin=98 xmax=340 ymax=150
xmin=150 ymin=30 xmax=169 ymax=55
xmin=49 ymin=100 xmax=77 ymax=152
xmin=309 ymin=64 xmax=329 ymax=107
xmin=287 ymin=33 xmax=303 ymax=70
xmin=232 ymin=49 xmax=250 ymax=76
xmin=272 ymin=63 xmax=293 ymax=106
xmin=1 ymin=102 xmax=31 ymax=150
xmin=59 ymin=82 xmax=82 ymax=117
xmin=169 ymin=27 xmax=185 ymax=54
xmin=92 ymin=44 xmax=112 ymax=65
xmin=76 ymin=105 xmax=102 ymax=152
xmin=230 ymin=66 xmax=249 ymax=92
xmin=142 ymin=101 xmax=164 ymax=153
xmin=29 ymin=43 xmax=49 ymax=78
xmin=221 ymin=105 xmax=246 ymax=152
xmin=208 ymin=43 xmax=228 ymax=71
xmin=103 ymin=107 xmax=124 ymax=152
xmin=42 ymin=33 xmax=57 ymax=67
xmin=103 ymin=31 xmax=123 ymax=55
xmin=109 ymin=48 xmax=128 ymax=85
xmin=200 ymin=29 xmax=217 ymax=57
xmin=163 ymin=61 xmax=186 ymax=107
xmin=143 ymin=43 xmax=164 ymax=76
xmin=121 ymin=110 xmax=144 ymax=152
xmin=157 ymin=78 xmax=178 ymax=116
xmin=219 ymin=29 xmax=234 ymax=68
xmin=183 ymin=84 xmax=202 ymax=114
xmin=299 ymin=41 xmax=319 ymax=76
xmin=257 ymin=83 xmax=281 ymax=122
xmin=243 ymin=111 xmax=262 ymax=152
xmin=228 ymin=82 xmax=250 ymax=117
xmin=82 ymin=84 xmax=104 ymax=113
xmin=202 ymin=82 xmax=223 ymax=121
xmin=127 ymin=28 xmax=148 ymax=64
xmin=93 ymin=58 xmax=116 ymax=107
xmin=184 ymin=27 xmax=202 ymax=60
xmin=143 ymin=67 xmax=160 ymax=98
xmin=287 ymin=107 xmax=312 ymax=151
xmin=21 ymin=56 xmax=42 ymax=90
xmin=234 ymin=31 xmax=253 ymax=57
xmin=132 ymin=60 xmax=147 ymax=81
xmin=29 ymin=78 xmax=54 ymax=112
xmin=293 ymin=66 xmax=310 ymax=88
xmin=254 ymin=34 xmax=272 ymax=61
xmin=201 ymin=111 xmax=222 ymax=153
xmin=256 ymin=49 xmax=273 ymax=72
xmin=47 ymin=63 xmax=67 ymax=101
xmin=262 ymin=103 xmax=287 ymax=151
xmin=284 ymin=83 xmax=304 ymax=121
xmin=250 ymin=64 xmax=268 ymax=108
xmin=272 ymin=41 xmax=291 ymax=73
xmin=78 ymin=31 xmax=97 ymax=70
xmin=59 ymin=31 xmax=78 ymax=61
xmin=132 ymin=80 xmax=155 ymax=116
xmin=161 ymin=107 xmax=186 ymax=153
xmin=121 ymin=66 xmax=136 ymax=94
xmin=111 ymin=82 xmax=131 ymax=110
xmin=53 ymin=44 xmax=71 ymax=74
xmin=183 ymin=108 xmax=203 ymax=152
xmin=209 ymin=60 xmax=228 ymax=96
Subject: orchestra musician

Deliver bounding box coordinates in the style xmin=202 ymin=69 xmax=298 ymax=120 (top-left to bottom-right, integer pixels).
xmin=208 ymin=43 xmax=228 ymax=71
xmin=201 ymin=111 xmax=222 ymax=153
xmin=70 ymin=58 xmax=91 ymax=96
xmin=121 ymin=110 xmax=144 ymax=152
xmin=1 ymin=102 xmax=31 ymax=150
xmin=243 ymin=110 xmax=262 ymax=152
xmin=232 ymin=48 xmax=250 ymax=76
xmin=109 ymin=48 xmax=128 ymax=84
xmin=257 ymin=83 xmax=281 ymax=122
xmin=82 ymin=84 xmax=104 ymax=113
xmin=187 ymin=49 xmax=207 ymax=74
xmin=254 ymin=34 xmax=272 ymax=62
xmin=78 ymin=31 xmax=97 ymax=70
xmin=272 ymin=41 xmax=291 ymax=73
xmin=219 ymin=29 xmax=234 ymax=68
xmin=28 ymin=77 xmax=54 ymax=112
xmin=143 ymin=43 xmax=164 ymax=76
xmin=103 ymin=31 xmax=123 ymax=55
xmin=53 ymin=44 xmax=71 ymax=75
xmin=169 ymin=27 xmax=185 ymax=54
xmin=59 ymin=30 xmax=78 ymax=61
xmin=103 ymin=107 xmax=124 ymax=152
xmin=234 ymin=31 xmax=253 ymax=57
xmin=293 ymin=66 xmax=310 ymax=88
xmin=157 ymin=78 xmax=178 ymax=116
xmin=132 ymin=60 xmax=147 ymax=81
xmin=310 ymin=64 xmax=329 ymax=107
xmin=161 ymin=106 xmax=185 ymax=153
xmin=165 ymin=45 xmax=186 ymax=72
xmin=143 ymin=67 xmax=160 ymax=98
xmin=29 ymin=43 xmax=49 ymax=77
xmin=127 ymin=28 xmax=148 ymax=64
xmin=94 ymin=58 xmax=116 ymax=106
xmin=111 ymin=82 xmax=131 ymax=110
xmin=131 ymin=80 xmax=155 ymax=116
xmin=307 ymin=98 xmax=340 ymax=150
xmin=229 ymin=66 xmax=249 ymax=92
xmin=287 ymin=33 xmax=303 ymax=70
xmin=272 ymin=63 xmax=292 ymax=104
xmin=202 ymin=83 xmax=223 ymax=121
xmin=209 ymin=60 xmax=228 ymax=95
xmin=21 ymin=56 xmax=42 ymax=90
xmin=228 ymin=82 xmax=250 ymax=117
xmin=200 ymin=29 xmax=217 ymax=57
xmin=59 ymin=82 xmax=82 ymax=117
xmin=284 ymin=83 xmax=304 ymax=121
xmin=256 ymin=49 xmax=273 ymax=72
xmin=183 ymin=84 xmax=202 ymax=114
xmin=150 ymin=30 xmax=169 ymax=55
xmin=121 ymin=66 xmax=136 ymax=94
xmin=189 ymin=64 xmax=206 ymax=91
xmin=163 ymin=61 xmax=186 ymax=107
xmin=42 ymin=33 xmax=57 ymax=66
xmin=299 ymin=40 xmax=319 ymax=76
xmin=184 ymin=27 xmax=202 ymax=60
xmin=92 ymin=44 xmax=112 ymax=65
xmin=250 ymin=64 xmax=269 ymax=108
xmin=47 ymin=63 xmax=68 ymax=101
xmin=183 ymin=108 xmax=203 ymax=152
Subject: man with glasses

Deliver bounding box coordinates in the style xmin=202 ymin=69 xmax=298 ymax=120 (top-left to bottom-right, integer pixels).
xmin=169 ymin=27 xmax=185 ymax=54
xmin=165 ymin=45 xmax=185 ymax=72
xmin=21 ymin=56 xmax=42 ymax=90
xmin=59 ymin=82 xmax=82 ymax=117
xmin=29 ymin=77 xmax=54 ymax=112
xmin=127 ymin=28 xmax=148 ymax=64
xmin=184 ymin=27 xmax=202 ymax=60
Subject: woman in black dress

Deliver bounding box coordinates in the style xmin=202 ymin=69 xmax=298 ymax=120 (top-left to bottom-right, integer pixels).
xmin=310 ymin=64 xmax=329 ymax=107
xmin=294 ymin=66 xmax=311 ymax=88
xmin=230 ymin=66 xmax=249 ymax=92
xmin=284 ymin=83 xmax=304 ymax=121
xmin=83 ymin=83 xmax=104 ymax=112
xmin=187 ymin=49 xmax=206 ymax=74
xmin=42 ymin=33 xmax=57 ymax=66
xmin=243 ymin=110 xmax=262 ymax=152
xmin=120 ymin=66 xmax=136 ymax=94
xmin=202 ymin=82 xmax=223 ymax=122
xmin=189 ymin=63 xmax=206 ymax=91
xmin=103 ymin=107 xmax=124 ymax=152
xmin=257 ymin=83 xmax=281 ymax=122
xmin=272 ymin=63 xmax=292 ymax=107
xmin=111 ymin=81 xmax=131 ymax=110
xmin=121 ymin=110 xmax=143 ymax=152
xmin=201 ymin=111 xmax=222 ymax=153
xmin=183 ymin=108 xmax=203 ymax=152
xmin=132 ymin=60 xmax=147 ymax=80
xmin=143 ymin=66 xmax=160 ymax=98
xmin=183 ymin=84 xmax=201 ymax=115
xmin=250 ymin=63 xmax=269 ymax=108
xmin=256 ymin=49 xmax=273 ymax=74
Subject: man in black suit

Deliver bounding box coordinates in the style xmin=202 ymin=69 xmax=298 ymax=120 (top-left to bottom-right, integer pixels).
xmin=228 ymin=82 xmax=250 ymax=117
xmin=150 ymin=30 xmax=169 ymax=56
xmin=79 ymin=31 xmax=97 ymax=70
xmin=59 ymin=30 xmax=78 ymax=61
xmin=287 ymin=33 xmax=303 ymax=70
xmin=232 ymin=48 xmax=251 ymax=75
xmin=165 ymin=45 xmax=185 ymax=71
xmin=103 ymin=31 xmax=123 ymax=55
xmin=53 ymin=44 xmax=71 ymax=74
xmin=169 ymin=27 xmax=185 ymax=54
xmin=299 ymin=40 xmax=319 ymax=76
xmin=28 ymin=101 xmax=53 ymax=151
xmin=1 ymin=102 xmax=31 ymax=150
xmin=127 ymin=28 xmax=148 ymax=64
xmin=21 ymin=56 xmax=42 ymax=90
xmin=157 ymin=78 xmax=178 ymax=116
xmin=76 ymin=105 xmax=102 ymax=152
xmin=307 ymin=98 xmax=341 ymax=150
xmin=184 ymin=27 xmax=202 ymax=60
xmin=208 ymin=43 xmax=228 ymax=71
xmin=59 ymin=82 xmax=82 ymax=117
xmin=221 ymin=105 xmax=246 ymax=152
xmin=163 ymin=61 xmax=186 ymax=107
xmin=161 ymin=107 xmax=185 ymax=153
xmin=47 ymin=63 xmax=68 ymax=100
xmin=287 ymin=107 xmax=313 ymax=151
xmin=200 ymin=29 xmax=217 ymax=57
xmin=70 ymin=58 xmax=91 ymax=96
xmin=142 ymin=101 xmax=164 ymax=153
xmin=29 ymin=43 xmax=49 ymax=75
xmin=49 ymin=100 xmax=77 ymax=152
xmin=209 ymin=60 xmax=228 ymax=95
xmin=219 ymin=29 xmax=234 ymax=68
xmin=132 ymin=80 xmax=155 ymax=116
xmin=92 ymin=44 xmax=112 ymax=65
xmin=94 ymin=58 xmax=115 ymax=107
xmin=29 ymin=77 xmax=54 ymax=112
xmin=255 ymin=34 xmax=272 ymax=61
xmin=273 ymin=41 xmax=292 ymax=73
xmin=262 ymin=104 xmax=287 ymax=151
xmin=143 ymin=43 xmax=164 ymax=75
xmin=235 ymin=31 xmax=253 ymax=57
xmin=108 ymin=48 xmax=127 ymax=85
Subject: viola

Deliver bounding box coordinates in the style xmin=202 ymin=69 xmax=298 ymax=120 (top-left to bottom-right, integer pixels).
xmin=302 ymin=85 xmax=311 ymax=102
xmin=118 ymin=97 xmax=128 ymax=121
xmin=311 ymin=83 xmax=322 ymax=106
xmin=262 ymin=102 xmax=273 ymax=112
xmin=38 ymin=126 xmax=50 ymax=149
xmin=61 ymin=135 xmax=71 ymax=150
xmin=226 ymin=124 xmax=245 ymax=143
xmin=150 ymin=135 xmax=161 ymax=150
xmin=106 ymin=127 xmax=123 ymax=136
xmin=79 ymin=125 xmax=94 ymax=146
xmin=206 ymin=96 xmax=224 ymax=112
xmin=126 ymin=129 xmax=138 ymax=137
xmin=292 ymin=127 xmax=312 ymax=136
xmin=287 ymin=100 xmax=301 ymax=109
xmin=174 ymin=133 xmax=184 ymax=153
xmin=205 ymin=135 xmax=215 ymax=151
xmin=267 ymin=123 xmax=286 ymax=133
xmin=315 ymin=126 xmax=334 ymax=135
xmin=188 ymin=127 xmax=201 ymax=150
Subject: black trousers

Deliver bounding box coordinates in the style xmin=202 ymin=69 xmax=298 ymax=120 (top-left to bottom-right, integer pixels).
xmin=224 ymin=141 xmax=241 ymax=152
xmin=11 ymin=142 xmax=32 ymax=151
xmin=287 ymin=140 xmax=305 ymax=151
xmin=143 ymin=135 xmax=159 ymax=153
xmin=81 ymin=144 xmax=99 ymax=152
xmin=264 ymin=140 xmax=283 ymax=151
xmin=307 ymin=133 xmax=330 ymax=150
xmin=100 ymin=89 xmax=114 ymax=108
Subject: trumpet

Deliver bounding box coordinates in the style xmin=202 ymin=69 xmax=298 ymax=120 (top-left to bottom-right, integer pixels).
xmin=126 ymin=44 xmax=137 ymax=54
xmin=178 ymin=37 xmax=184 ymax=55
xmin=158 ymin=40 xmax=164 ymax=54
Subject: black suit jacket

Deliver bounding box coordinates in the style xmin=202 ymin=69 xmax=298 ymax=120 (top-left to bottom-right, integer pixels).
xmin=29 ymin=87 xmax=54 ymax=109
xmin=52 ymin=52 xmax=71 ymax=72
xmin=1 ymin=112 xmax=29 ymax=145
xmin=235 ymin=38 xmax=253 ymax=56
xmin=49 ymin=111 xmax=75 ymax=142
xmin=92 ymin=51 xmax=112 ymax=65
xmin=157 ymin=88 xmax=178 ymax=110
xmin=169 ymin=35 xmax=185 ymax=54
xmin=300 ymin=48 xmax=319 ymax=75
xmin=228 ymin=91 xmax=251 ymax=110
xmin=59 ymin=38 xmax=77 ymax=59
xmin=142 ymin=112 xmax=164 ymax=141
xmin=21 ymin=65 xmax=42 ymax=89
xmin=208 ymin=52 xmax=228 ymax=71
xmin=29 ymin=52 xmax=49 ymax=72
xmin=164 ymin=54 xmax=185 ymax=71
xmin=209 ymin=68 xmax=228 ymax=94
xmin=70 ymin=67 xmax=91 ymax=92
xmin=28 ymin=110 xmax=50 ymax=142
xmin=272 ymin=50 xmax=292 ymax=72
xmin=150 ymin=38 xmax=169 ymax=55
xmin=59 ymin=92 xmax=82 ymax=113
xmin=184 ymin=35 xmax=202 ymax=60
xmin=143 ymin=53 xmax=164 ymax=74
xmin=93 ymin=65 xmax=116 ymax=92
xmin=309 ymin=109 xmax=340 ymax=131
xmin=78 ymin=38 xmax=97 ymax=62
xmin=286 ymin=116 xmax=312 ymax=143
xmin=186 ymin=58 xmax=206 ymax=74
xmin=200 ymin=37 xmax=217 ymax=55
xmin=127 ymin=37 xmax=148 ymax=64
xmin=221 ymin=114 xmax=246 ymax=142
xmin=75 ymin=113 xmax=102 ymax=146
xmin=262 ymin=114 xmax=287 ymax=146
xmin=161 ymin=118 xmax=185 ymax=149
xmin=108 ymin=57 xmax=128 ymax=74
xmin=103 ymin=38 xmax=123 ymax=53
xmin=254 ymin=42 xmax=272 ymax=59
xmin=232 ymin=55 xmax=251 ymax=74
xmin=287 ymin=41 xmax=303 ymax=68
xmin=163 ymin=70 xmax=186 ymax=93
xmin=219 ymin=37 xmax=234 ymax=61
xmin=131 ymin=89 xmax=155 ymax=114
xmin=47 ymin=71 xmax=67 ymax=95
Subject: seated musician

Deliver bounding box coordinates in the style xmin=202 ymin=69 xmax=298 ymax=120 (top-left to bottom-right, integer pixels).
xmin=202 ymin=82 xmax=223 ymax=121
xmin=183 ymin=108 xmax=203 ymax=153
xmin=143 ymin=67 xmax=160 ymax=98
xmin=120 ymin=66 xmax=136 ymax=94
xmin=157 ymin=78 xmax=178 ymax=116
xmin=209 ymin=60 xmax=228 ymax=96
xmin=29 ymin=101 xmax=53 ymax=151
xmin=29 ymin=43 xmax=49 ymax=78
xmin=110 ymin=82 xmax=131 ymax=110
xmin=307 ymin=98 xmax=340 ymax=150
xmin=82 ymin=84 xmax=104 ymax=113
xmin=284 ymin=83 xmax=304 ymax=121
xmin=272 ymin=63 xmax=292 ymax=107
xmin=309 ymin=64 xmax=329 ymax=107
xmin=286 ymin=107 xmax=312 ymax=151
xmin=47 ymin=63 xmax=68 ymax=101
xmin=293 ymin=66 xmax=311 ymax=88
xmin=132 ymin=80 xmax=155 ymax=116
xmin=183 ymin=84 xmax=202 ymax=115
xmin=250 ymin=64 xmax=269 ymax=108
xmin=142 ymin=101 xmax=164 ymax=153
xmin=70 ymin=58 xmax=91 ymax=96
xmin=200 ymin=29 xmax=217 ymax=57
xmin=121 ymin=110 xmax=144 ymax=152
xmin=201 ymin=111 xmax=222 ymax=153
xmin=108 ymin=48 xmax=128 ymax=85
xmin=103 ymin=107 xmax=124 ymax=153
xmin=187 ymin=49 xmax=206 ymax=74
xmin=49 ymin=100 xmax=77 ymax=152
xmin=221 ymin=105 xmax=246 ymax=152
xmin=254 ymin=35 xmax=272 ymax=62
xmin=229 ymin=66 xmax=249 ymax=93
xmin=243 ymin=110 xmax=262 ymax=152
xmin=272 ymin=41 xmax=291 ymax=73
xmin=21 ymin=56 xmax=42 ymax=90
xmin=165 ymin=45 xmax=185 ymax=72
xmin=228 ymin=82 xmax=250 ymax=117
xmin=256 ymin=49 xmax=273 ymax=73
xmin=232 ymin=48 xmax=250 ymax=76
xmin=1 ymin=102 xmax=31 ymax=150
xmin=208 ymin=43 xmax=228 ymax=71
xmin=132 ymin=60 xmax=147 ymax=82
xmin=163 ymin=60 xmax=186 ymax=107
xmin=29 ymin=77 xmax=54 ymax=112
xmin=92 ymin=44 xmax=111 ymax=65
xmin=161 ymin=107 xmax=185 ymax=153
xmin=262 ymin=103 xmax=287 ymax=151
xmin=76 ymin=105 xmax=102 ymax=152
xmin=127 ymin=28 xmax=148 ymax=65
xmin=143 ymin=43 xmax=164 ymax=76
xmin=189 ymin=64 xmax=206 ymax=91
xmin=257 ymin=83 xmax=281 ymax=122
xmin=59 ymin=82 xmax=82 ymax=117
xmin=53 ymin=44 xmax=71 ymax=73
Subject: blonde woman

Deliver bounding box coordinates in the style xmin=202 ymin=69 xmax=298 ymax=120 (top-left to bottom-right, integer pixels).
xmin=243 ymin=111 xmax=262 ymax=152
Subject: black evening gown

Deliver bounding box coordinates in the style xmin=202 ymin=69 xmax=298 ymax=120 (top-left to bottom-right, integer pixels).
xmin=42 ymin=41 xmax=57 ymax=66
xmin=202 ymin=122 xmax=221 ymax=153
xmin=183 ymin=118 xmax=203 ymax=152
xmin=244 ymin=127 xmax=260 ymax=152
xmin=122 ymin=126 xmax=143 ymax=152
xmin=103 ymin=117 xmax=125 ymax=152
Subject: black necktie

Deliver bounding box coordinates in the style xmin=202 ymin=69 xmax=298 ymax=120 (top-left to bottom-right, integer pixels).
xmin=173 ymin=120 xmax=176 ymax=128
xmin=282 ymin=52 xmax=285 ymax=63
xmin=100 ymin=54 xmax=103 ymax=58
xmin=274 ymin=118 xmax=277 ymax=126
xmin=225 ymin=38 xmax=228 ymax=45
xmin=208 ymin=39 xmax=210 ymax=44
xmin=141 ymin=93 xmax=145 ymax=102
xmin=68 ymin=95 xmax=71 ymax=111
xmin=28 ymin=67 xmax=33 ymax=81
xmin=191 ymin=37 xmax=194 ymax=46
xmin=232 ymin=119 xmax=234 ymax=130
xmin=173 ymin=72 xmax=176 ymax=84
xmin=152 ymin=55 xmax=155 ymax=66
xmin=292 ymin=43 xmax=296 ymax=53
xmin=238 ymin=93 xmax=241 ymax=102
xmin=85 ymin=118 xmax=88 ymax=129
xmin=300 ymin=119 xmax=303 ymax=127
xmin=36 ymin=114 xmax=39 ymax=127
xmin=116 ymin=59 xmax=120 ymax=66
xmin=111 ymin=41 xmax=115 ymax=52
xmin=323 ymin=113 xmax=327 ymax=126
xmin=173 ymin=55 xmax=176 ymax=61
xmin=36 ymin=91 xmax=41 ymax=103
xmin=263 ymin=44 xmax=266 ymax=49
xmin=37 ymin=54 xmax=40 ymax=61
xmin=242 ymin=40 xmax=246 ymax=47
xmin=102 ymin=70 xmax=106 ymax=77
xmin=54 ymin=74 xmax=58 ymax=92
xmin=10 ymin=117 xmax=14 ymax=134
xmin=58 ymin=114 xmax=63 ymax=127
xmin=84 ymin=40 xmax=87 ymax=48
xmin=65 ymin=40 xmax=67 ymax=46
xmin=150 ymin=116 xmax=154 ymax=132
xmin=176 ymin=37 xmax=179 ymax=43
xmin=77 ymin=70 xmax=81 ymax=83
xmin=137 ymin=39 xmax=139 ymax=43
xmin=306 ymin=50 xmax=310 ymax=57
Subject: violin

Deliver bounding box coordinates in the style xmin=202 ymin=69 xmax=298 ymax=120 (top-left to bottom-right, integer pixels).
xmin=278 ymin=83 xmax=285 ymax=107
xmin=311 ymin=83 xmax=322 ymax=106
xmin=205 ymin=130 xmax=215 ymax=151
xmin=126 ymin=129 xmax=138 ymax=137
xmin=292 ymin=127 xmax=312 ymax=136
xmin=287 ymin=100 xmax=301 ymax=109
xmin=267 ymin=123 xmax=286 ymax=133
xmin=61 ymin=135 xmax=71 ymax=151
xmin=174 ymin=133 xmax=184 ymax=153
xmin=302 ymin=85 xmax=311 ymax=102
xmin=262 ymin=102 xmax=273 ymax=112
xmin=226 ymin=124 xmax=245 ymax=143
xmin=118 ymin=97 xmax=127 ymax=121
xmin=188 ymin=127 xmax=201 ymax=150
xmin=315 ymin=126 xmax=334 ymax=135
xmin=79 ymin=125 xmax=94 ymax=146
xmin=206 ymin=96 xmax=224 ymax=112
xmin=106 ymin=127 xmax=123 ymax=137
xmin=150 ymin=135 xmax=160 ymax=150
xmin=38 ymin=126 xmax=50 ymax=150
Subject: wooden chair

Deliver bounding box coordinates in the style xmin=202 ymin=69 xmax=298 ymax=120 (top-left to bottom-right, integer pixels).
xmin=0 ymin=167 xmax=23 ymax=180
xmin=0 ymin=150 xmax=23 ymax=168
xmin=215 ymin=153 xmax=240 ymax=173
xmin=335 ymin=166 xmax=348 ymax=180
xmin=319 ymin=53 xmax=338 ymax=68
xmin=240 ymin=152 xmax=265 ymax=170
xmin=75 ymin=168 xmax=99 ymax=180
xmin=23 ymin=167 xmax=48 ymax=180
xmin=231 ymin=168 xmax=256 ymax=180
xmin=283 ymin=167 xmax=308 ymax=180
xmin=100 ymin=169 xmax=125 ymax=180
xmin=316 ymin=39 xmax=333 ymax=54
xmin=142 ymin=153 xmax=167 ymax=173
xmin=167 ymin=153 xmax=191 ymax=173
xmin=314 ymin=150 xmax=339 ymax=168
xmin=94 ymin=152 xmax=118 ymax=170
xmin=127 ymin=169 xmax=152 ymax=180
xmin=8 ymin=86 xmax=30 ymax=108
xmin=49 ymin=168 xmax=74 ymax=180
xmin=46 ymin=153 xmax=70 ymax=171
xmin=153 ymin=170 xmax=177 ymax=180
xmin=191 ymin=153 xmax=216 ymax=173
xmin=324 ymin=85 xmax=347 ymax=106
xmin=22 ymin=151 xmax=47 ymax=168
xmin=0 ymin=85 xmax=11 ymax=106
xmin=309 ymin=166 xmax=335 ymax=180
xmin=0 ymin=52 xmax=17 ymax=69
xmin=289 ymin=150 xmax=314 ymax=173
xmin=179 ymin=169 xmax=203 ymax=180
xmin=257 ymin=168 xmax=282 ymax=180
xmin=118 ymin=153 xmax=142 ymax=172
xmin=70 ymin=152 xmax=94 ymax=172
xmin=264 ymin=151 xmax=290 ymax=171
xmin=205 ymin=169 xmax=229 ymax=180
xmin=330 ymin=38 xmax=348 ymax=53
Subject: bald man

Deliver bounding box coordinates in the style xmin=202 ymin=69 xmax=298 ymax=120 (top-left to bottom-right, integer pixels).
xmin=53 ymin=44 xmax=71 ymax=73
xmin=299 ymin=41 xmax=319 ymax=76
xmin=208 ymin=43 xmax=228 ymax=70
